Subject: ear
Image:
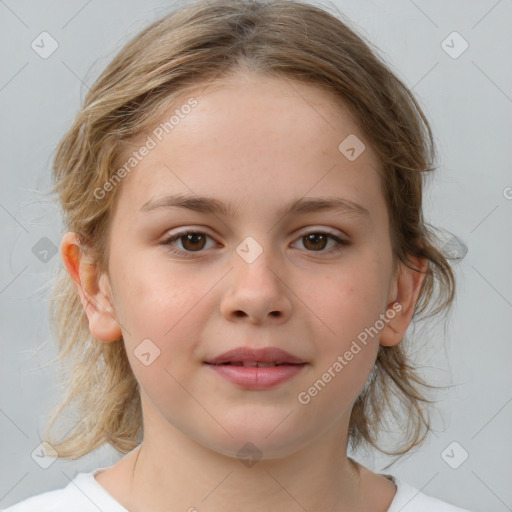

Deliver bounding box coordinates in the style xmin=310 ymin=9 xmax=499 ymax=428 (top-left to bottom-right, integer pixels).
xmin=379 ymin=255 xmax=428 ymax=347
xmin=60 ymin=231 xmax=122 ymax=342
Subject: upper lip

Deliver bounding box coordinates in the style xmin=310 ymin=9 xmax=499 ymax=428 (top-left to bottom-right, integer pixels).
xmin=205 ymin=346 xmax=306 ymax=365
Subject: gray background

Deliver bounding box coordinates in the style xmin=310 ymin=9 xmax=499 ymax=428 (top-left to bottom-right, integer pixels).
xmin=1 ymin=0 xmax=511 ymax=510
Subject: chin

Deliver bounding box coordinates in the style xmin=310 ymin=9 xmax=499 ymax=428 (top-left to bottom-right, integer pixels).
xmin=196 ymin=425 xmax=310 ymax=463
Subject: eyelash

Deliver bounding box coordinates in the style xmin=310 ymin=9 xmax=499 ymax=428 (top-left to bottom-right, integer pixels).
xmin=161 ymin=229 xmax=350 ymax=257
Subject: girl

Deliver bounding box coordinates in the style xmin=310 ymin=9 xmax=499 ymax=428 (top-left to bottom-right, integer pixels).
xmin=4 ymin=0 xmax=475 ymax=510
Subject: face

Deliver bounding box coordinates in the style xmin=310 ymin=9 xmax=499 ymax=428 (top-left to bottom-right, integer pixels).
xmin=80 ymin=72 xmax=406 ymax=459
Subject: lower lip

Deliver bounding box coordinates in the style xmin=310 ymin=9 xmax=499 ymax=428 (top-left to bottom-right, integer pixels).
xmin=205 ymin=363 xmax=307 ymax=389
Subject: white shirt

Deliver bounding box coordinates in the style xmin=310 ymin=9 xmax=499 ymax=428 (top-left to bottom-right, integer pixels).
xmin=1 ymin=467 xmax=474 ymax=511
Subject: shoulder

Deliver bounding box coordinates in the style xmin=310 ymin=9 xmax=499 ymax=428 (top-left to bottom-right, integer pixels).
xmin=1 ymin=481 xmax=83 ymax=512
xmin=1 ymin=469 xmax=128 ymax=512
xmin=387 ymin=475 xmax=474 ymax=512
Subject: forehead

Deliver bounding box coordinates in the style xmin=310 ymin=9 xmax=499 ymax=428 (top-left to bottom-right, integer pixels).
xmin=112 ymin=72 xmax=385 ymax=222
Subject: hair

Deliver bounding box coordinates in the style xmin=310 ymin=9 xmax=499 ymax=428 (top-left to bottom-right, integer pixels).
xmin=45 ymin=0 xmax=457 ymax=462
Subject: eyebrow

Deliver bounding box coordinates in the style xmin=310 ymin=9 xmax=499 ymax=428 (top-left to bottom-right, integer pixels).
xmin=140 ymin=193 xmax=370 ymax=219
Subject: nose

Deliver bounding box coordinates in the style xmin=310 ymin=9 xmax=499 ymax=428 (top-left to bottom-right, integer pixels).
xmin=219 ymin=246 xmax=292 ymax=324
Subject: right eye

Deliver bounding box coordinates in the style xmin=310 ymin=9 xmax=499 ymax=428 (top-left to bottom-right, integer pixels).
xmin=161 ymin=230 xmax=218 ymax=255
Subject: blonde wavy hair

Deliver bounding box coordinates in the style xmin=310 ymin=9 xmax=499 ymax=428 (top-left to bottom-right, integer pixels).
xmin=45 ymin=0 xmax=457 ymax=462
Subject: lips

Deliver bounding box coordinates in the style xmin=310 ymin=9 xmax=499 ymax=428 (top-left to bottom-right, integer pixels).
xmin=204 ymin=346 xmax=307 ymax=389
xmin=204 ymin=346 xmax=306 ymax=366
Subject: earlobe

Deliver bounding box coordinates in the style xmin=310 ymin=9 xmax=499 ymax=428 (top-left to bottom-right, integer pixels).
xmin=379 ymin=256 xmax=428 ymax=347
xmin=60 ymin=232 xmax=122 ymax=342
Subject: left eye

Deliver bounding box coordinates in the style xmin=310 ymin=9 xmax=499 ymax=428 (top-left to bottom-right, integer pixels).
xmin=161 ymin=230 xmax=349 ymax=255
xmin=293 ymin=232 xmax=349 ymax=252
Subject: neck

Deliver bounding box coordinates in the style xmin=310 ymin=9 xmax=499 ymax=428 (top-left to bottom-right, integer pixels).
xmin=120 ymin=421 xmax=366 ymax=512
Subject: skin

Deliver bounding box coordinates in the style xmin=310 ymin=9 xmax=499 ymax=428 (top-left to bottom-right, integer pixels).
xmin=61 ymin=71 xmax=427 ymax=512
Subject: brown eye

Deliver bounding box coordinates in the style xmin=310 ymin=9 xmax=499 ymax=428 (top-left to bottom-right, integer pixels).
xmin=293 ymin=231 xmax=350 ymax=253
xmin=302 ymin=233 xmax=329 ymax=251
xmin=180 ymin=232 xmax=207 ymax=251
xmin=162 ymin=230 xmax=215 ymax=255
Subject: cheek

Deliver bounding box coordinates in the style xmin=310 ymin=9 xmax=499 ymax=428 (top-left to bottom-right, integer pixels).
xmin=306 ymin=255 xmax=389 ymax=338
xmin=298 ymin=278 xmax=381 ymax=407
xmin=112 ymin=259 xmax=214 ymax=372
xmin=298 ymin=253 xmax=388 ymax=398
xmin=114 ymin=254 xmax=198 ymax=325
xmin=118 ymin=274 xmax=212 ymax=408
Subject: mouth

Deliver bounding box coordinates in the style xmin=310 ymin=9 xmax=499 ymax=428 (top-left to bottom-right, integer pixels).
xmin=203 ymin=346 xmax=308 ymax=389
xmin=204 ymin=346 xmax=306 ymax=366
xmin=206 ymin=361 xmax=306 ymax=368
